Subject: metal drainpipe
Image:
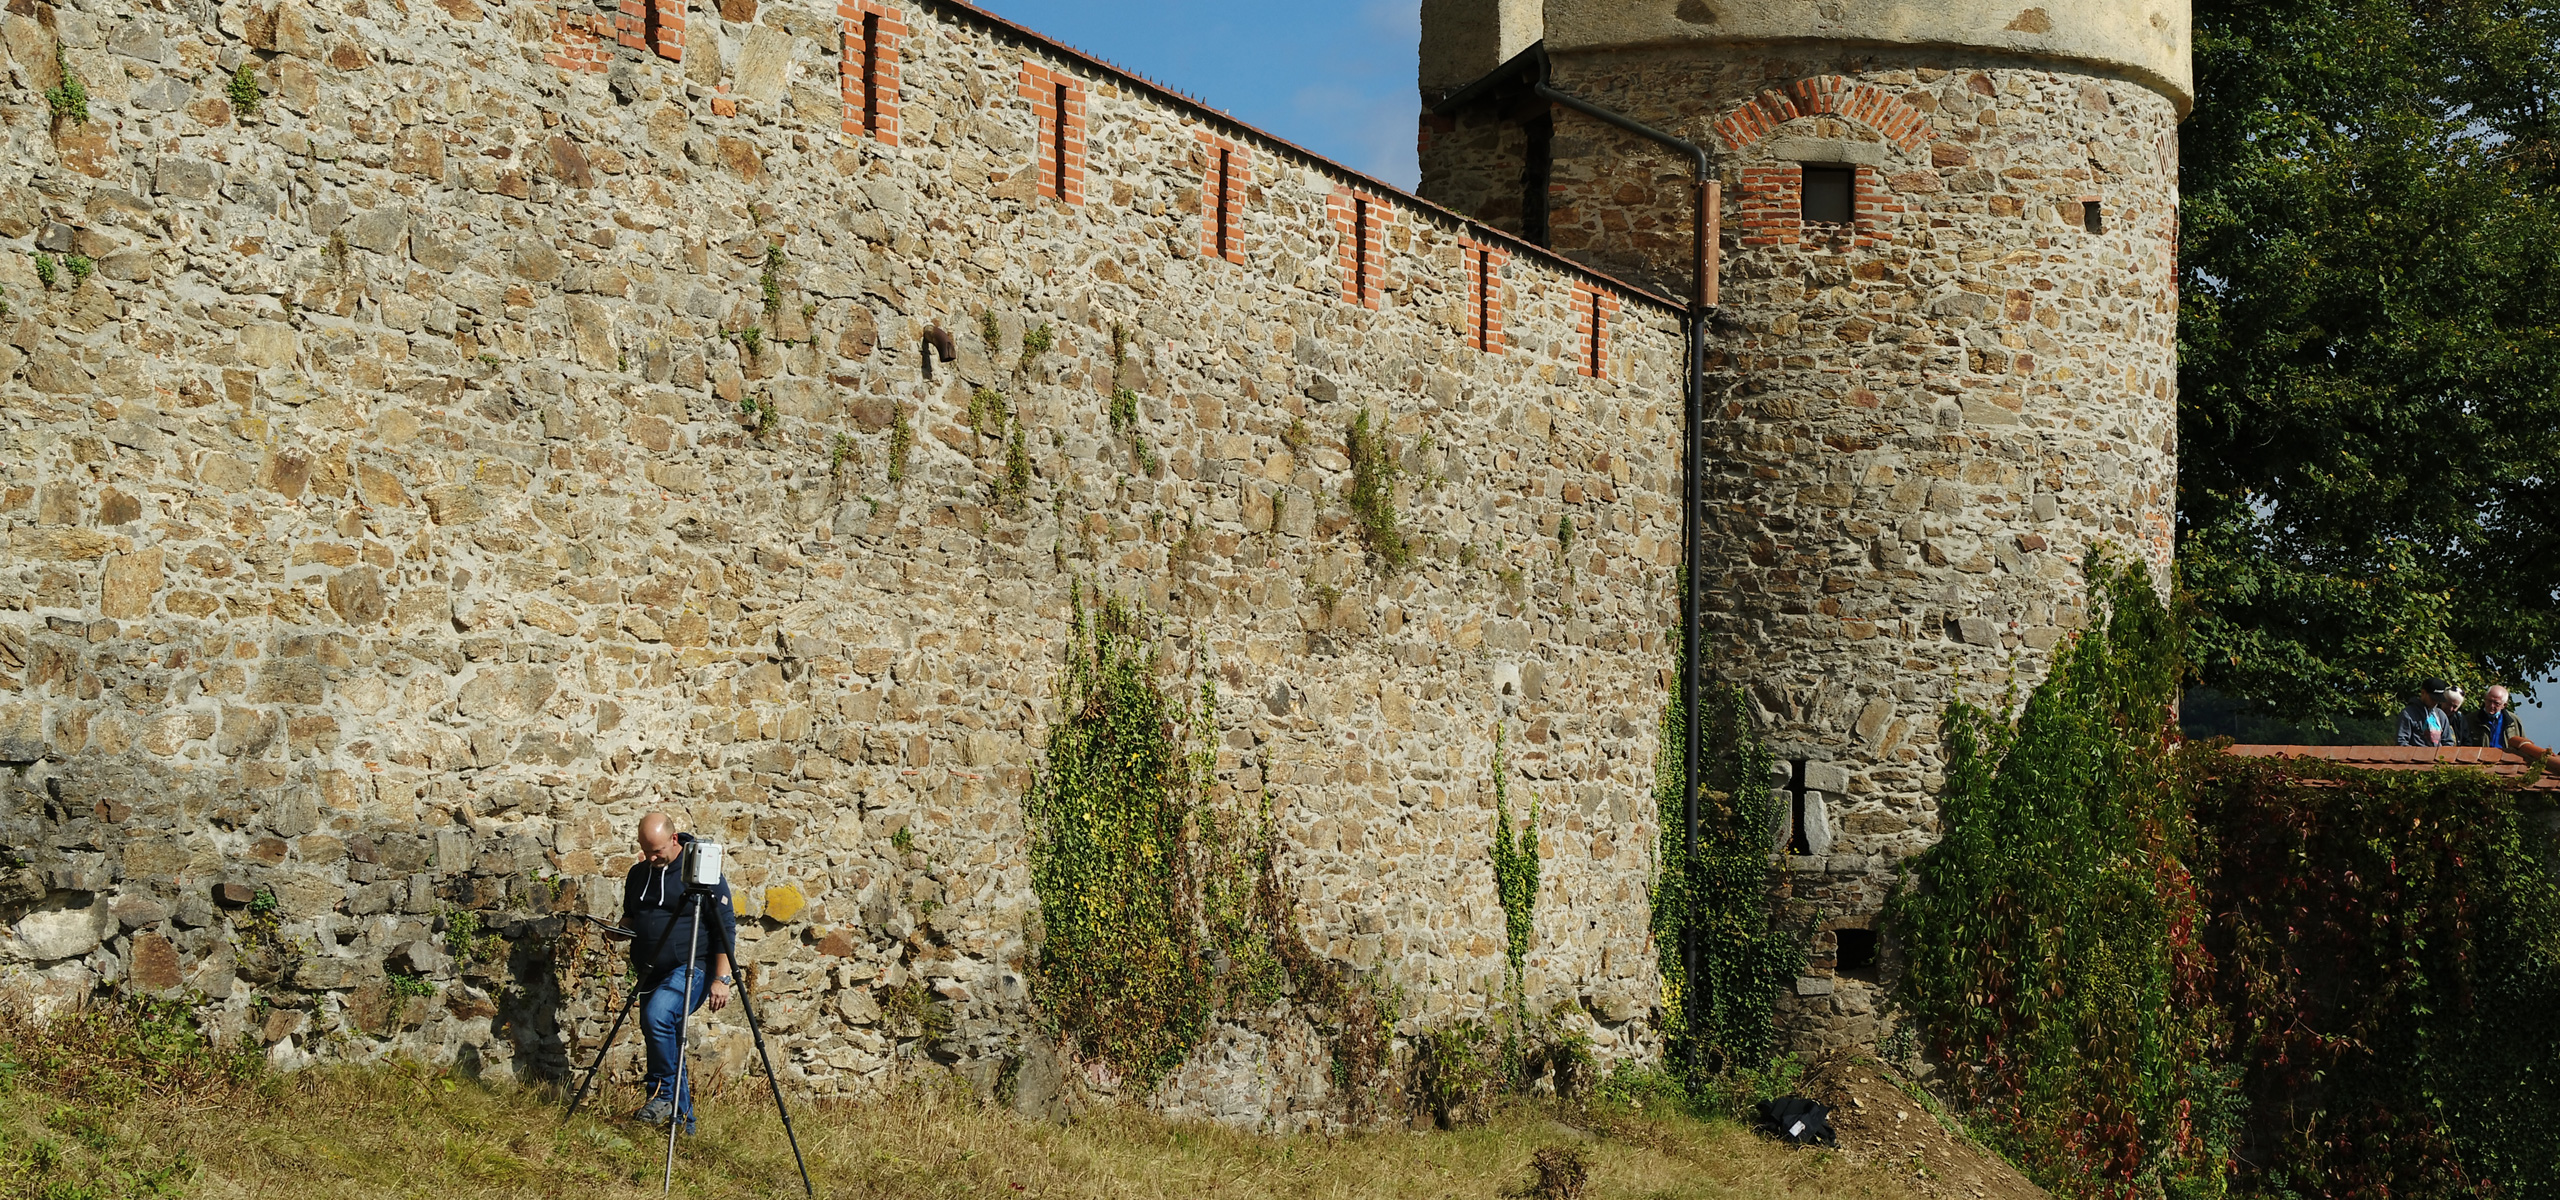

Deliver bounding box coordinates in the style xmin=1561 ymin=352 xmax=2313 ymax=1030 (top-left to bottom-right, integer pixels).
xmin=1530 ymin=66 xmax=1721 ymax=1074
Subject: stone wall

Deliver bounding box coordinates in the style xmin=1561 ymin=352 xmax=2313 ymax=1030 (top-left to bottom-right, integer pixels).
xmin=1420 ymin=43 xmax=2181 ymax=1052
xmin=0 ymin=0 xmax=1691 ymax=1130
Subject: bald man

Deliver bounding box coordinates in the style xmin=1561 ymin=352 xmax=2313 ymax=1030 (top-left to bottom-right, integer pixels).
xmin=621 ymin=812 xmax=735 ymax=1133
xmin=2474 ymin=685 xmax=2528 ymax=749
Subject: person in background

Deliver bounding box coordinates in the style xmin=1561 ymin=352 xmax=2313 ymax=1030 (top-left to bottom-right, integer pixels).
xmin=2397 ymin=678 xmax=2459 ymax=747
xmin=2437 ymin=685 xmax=2472 ymax=748
xmin=2473 ymin=684 xmax=2527 ymax=749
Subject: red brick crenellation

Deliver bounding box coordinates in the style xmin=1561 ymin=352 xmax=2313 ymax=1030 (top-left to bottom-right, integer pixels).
xmin=1196 ymin=132 xmax=1251 ymax=264
xmin=1568 ymin=285 xmax=1619 ymax=378
xmin=1459 ymin=239 xmax=1508 ymax=354
xmin=1018 ymin=63 xmax=1088 ymax=205
xmin=613 ymin=0 xmax=686 ymax=63
xmin=840 ymin=2 xmax=905 ymax=145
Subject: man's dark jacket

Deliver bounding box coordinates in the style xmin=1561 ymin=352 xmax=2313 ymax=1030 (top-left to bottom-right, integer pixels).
xmin=2474 ymin=709 xmax=2528 ymax=749
xmin=622 ymin=831 xmax=737 ymax=977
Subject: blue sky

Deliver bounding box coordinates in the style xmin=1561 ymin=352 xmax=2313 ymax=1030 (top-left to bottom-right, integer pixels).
xmin=973 ymin=0 xmax=1425 ymax=189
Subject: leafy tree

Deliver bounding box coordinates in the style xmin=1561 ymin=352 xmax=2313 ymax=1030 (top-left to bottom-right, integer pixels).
xmin=2180 ymin=0 xmax=2560 ymax=732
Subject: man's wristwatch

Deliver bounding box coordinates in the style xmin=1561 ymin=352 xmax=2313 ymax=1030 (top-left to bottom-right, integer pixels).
xmin=715 ymin=975 xmax=734 ymax=986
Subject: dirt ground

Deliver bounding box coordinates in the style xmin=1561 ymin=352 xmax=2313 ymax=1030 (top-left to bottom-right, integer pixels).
xmin=1793 ymin=1053 xmax=2054 ymax=1200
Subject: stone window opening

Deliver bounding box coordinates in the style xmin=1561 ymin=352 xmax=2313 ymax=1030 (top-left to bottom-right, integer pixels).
xmin=1835 ymin=927 xmax=1880 ymax=982
xmin=2080 ymin=195 xmax=2105 ymax=234
xmin=1786 ymin=758 xmax=1814 ymax=854
xmin=1801 ymin=164 xmax=1855 ymax=225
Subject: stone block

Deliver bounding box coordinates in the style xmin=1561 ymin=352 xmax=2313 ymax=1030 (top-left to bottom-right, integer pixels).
xmin=130 ymin=932 xmax=182 ymax=990
xmin=12 ymin=895 xmax=113 ymax=962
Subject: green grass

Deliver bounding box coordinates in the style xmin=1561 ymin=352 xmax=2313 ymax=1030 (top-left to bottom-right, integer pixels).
xmin=0 ymin=1002 xmax=1934 ymax=1200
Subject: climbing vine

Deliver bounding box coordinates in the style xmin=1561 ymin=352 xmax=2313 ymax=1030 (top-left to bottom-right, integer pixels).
xmin=2186 ymin=748 xmax=2560 ymax=1200
xmin=1891 ymin=555 xmax=2230 ymax=1200
xmin=1650 ymin=646 xmax=1799 ymax=1085
xmin=1024 ymin=587 xmax=1288 ymax=1090
xmin=1487 ymin=726 xmax=1540 ymax=1010
xmin=886 ymin=402 xmax=913 ymax=483
xmin=1344 ymin=409 xmax=1411 ymax=572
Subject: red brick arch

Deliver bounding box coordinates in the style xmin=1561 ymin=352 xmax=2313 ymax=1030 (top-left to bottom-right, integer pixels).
xmin=1711 ymin=76 xmax=1937 ymax=155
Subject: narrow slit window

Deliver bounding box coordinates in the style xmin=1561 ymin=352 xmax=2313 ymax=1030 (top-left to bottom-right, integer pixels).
xmin=1354 ymin=196 xmax=1371 ymax=300
xmin=1214 ymin=148 xmax=1233 ymax=259
xmin=1586 ymin=294 xmax=1604 ymax=377
xmin=2082 ymin=197 xmax=2105 ymax=234
xmin=1052 ymin=81 xmax=1071 ymax=198
xmin=1018 ymin=64 xmax=1084 ymax=203
xmin=860 ymin=13 xmax=881 ymax=134
xmin=1473 ymin=248 xmax=1491 ymax=351
xmin=1802 ymin=165 xmax=1855 ymax=225
xmin=842 ymin=7 xmax=901 ymax=145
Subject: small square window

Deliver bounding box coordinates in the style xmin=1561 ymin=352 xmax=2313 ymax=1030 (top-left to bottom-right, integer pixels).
xmin=1837 ymin=927 xmax=1880 ymax=977
xmin=2082 ymin=198 xmax=2105 ymax=234
xmin=1802 ymin=165 xmax=1855 ymax=225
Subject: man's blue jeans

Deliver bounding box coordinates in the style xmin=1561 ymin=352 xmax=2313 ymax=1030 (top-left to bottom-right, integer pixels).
xmin=639 ymin=965 xmax=709 ymax=1126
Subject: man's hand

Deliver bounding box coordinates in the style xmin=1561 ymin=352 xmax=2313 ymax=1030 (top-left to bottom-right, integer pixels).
xmin=708 ymin=977 xmax=733 ymax=1012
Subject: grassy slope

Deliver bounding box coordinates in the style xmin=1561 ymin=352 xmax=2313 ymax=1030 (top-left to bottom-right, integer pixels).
xmin=0 ymin=1063 xmax=1945 ymax=1200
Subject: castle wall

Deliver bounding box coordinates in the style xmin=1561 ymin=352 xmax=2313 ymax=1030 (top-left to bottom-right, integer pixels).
xmin=0 ymin=0 xmax=1689 ymax=1128
xmin=1421 ymin=40 xmax=2181 ymax=1052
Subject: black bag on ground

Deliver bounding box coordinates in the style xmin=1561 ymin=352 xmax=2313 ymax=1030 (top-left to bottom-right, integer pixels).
xmin=1756 ymin=1096 xmax=1838 ymax=1148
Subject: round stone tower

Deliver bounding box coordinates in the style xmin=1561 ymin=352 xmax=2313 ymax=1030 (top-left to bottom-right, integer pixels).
xmin=1420 ymin=1 xmax=2189 ymax=1051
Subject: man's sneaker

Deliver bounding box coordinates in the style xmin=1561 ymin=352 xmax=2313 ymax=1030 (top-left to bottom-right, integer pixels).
xmin=631 ymin=1097 xmax=674 ymax=1127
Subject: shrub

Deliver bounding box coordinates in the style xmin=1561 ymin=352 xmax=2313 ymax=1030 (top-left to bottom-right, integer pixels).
xmin=1891 ymin=555 xmax=2230 ymax=1200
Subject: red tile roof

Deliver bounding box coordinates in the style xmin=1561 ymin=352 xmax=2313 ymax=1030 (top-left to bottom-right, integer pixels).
xmin=2223 ymin=743 xmax=2560 ymax=788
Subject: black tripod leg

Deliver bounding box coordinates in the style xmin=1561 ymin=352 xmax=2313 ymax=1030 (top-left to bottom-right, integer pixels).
xmin=567 ymin=906 xmax=689 ymax=1122
xmin=706 ymin=907 xmax=815 ymax=1197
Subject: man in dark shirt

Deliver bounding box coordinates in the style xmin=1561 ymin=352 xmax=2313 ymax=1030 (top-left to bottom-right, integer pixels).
xmin=2396 ymin=679 xmax=2460 ymax=747
xmin=2474 ymin=684 xmax=2528 ymax=749
xmin=621 ymin=812 xmax=735 ymax=1132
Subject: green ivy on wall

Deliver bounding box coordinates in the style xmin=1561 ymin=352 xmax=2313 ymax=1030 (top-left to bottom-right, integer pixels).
xmin=1488 ymin=726 xmax=1541 ymax=1011
xmin=1650 ymin=649 xmax=1799 ymax=1084
xmin=1891 ymin=555 xmax=2232 ymax=1200
xmin=2189 ymin=747 xmax=2560 ymax=1200
xmin=1023 ymin=587 xmax=1294 ymax=1091
xmin=1344 ymin=409 xmax=1411 ymax=573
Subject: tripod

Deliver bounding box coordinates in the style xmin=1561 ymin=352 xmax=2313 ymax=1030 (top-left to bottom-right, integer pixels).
xmin=564 ymin=887 xmax=813 ymax=1197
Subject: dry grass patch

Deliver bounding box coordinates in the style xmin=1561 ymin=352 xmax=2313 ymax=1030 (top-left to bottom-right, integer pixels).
xmin=0 ymin=1001 xmax=1949 ymax=1200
